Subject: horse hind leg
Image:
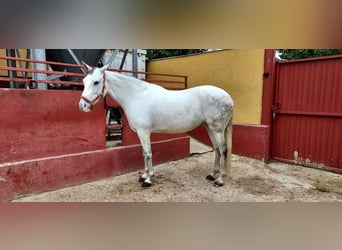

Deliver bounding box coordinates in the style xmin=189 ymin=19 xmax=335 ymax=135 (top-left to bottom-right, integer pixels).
xmin=224 ymin=116 xmax=233 ymax=176
xmin=214 ymin=117 xmax=233 ymax=186
xmin=203 ymin=124 xmax=219 ymax=181
xmin=206 ymin=147 xmax=220 ymax=181
xmin=204 ymin=124 xmax=226 ymax=186
xmin=213 ymin=143 xmax=227 ymax=186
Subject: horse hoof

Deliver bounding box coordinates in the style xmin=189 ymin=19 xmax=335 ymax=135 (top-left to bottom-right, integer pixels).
xmin=214 ymin=181 xmax=224 ymax=187
xmin=142 ymin=181 xmax=152 ymax=188
xmin=139 ymin=177 xmax=146 ymax=183
xmin=206 ymin=175 xmax=215 ymax=181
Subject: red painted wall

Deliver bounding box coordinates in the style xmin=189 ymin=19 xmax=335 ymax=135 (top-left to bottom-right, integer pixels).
xmin=0 ymin=137 xmax=189 ymax=201
xmin=0 ymin=89 xmax=106 ymax=164
xmin=188 ymin=124 xmax=270 ymax=161
xmin=0 ymin=88 xmax=190 ymax=201
xmin=232 ymin=124 xmax=270 ymax=161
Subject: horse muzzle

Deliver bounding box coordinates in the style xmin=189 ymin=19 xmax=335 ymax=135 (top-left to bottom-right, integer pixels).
xmin=79 ymin=99 xmax=93 ymax=112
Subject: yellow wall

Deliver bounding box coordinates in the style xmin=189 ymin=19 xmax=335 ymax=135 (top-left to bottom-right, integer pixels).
xmin=0 ymin=49 xmax=32 ymax=77
xmin=147 ymin=49 xmax=265 ymax=124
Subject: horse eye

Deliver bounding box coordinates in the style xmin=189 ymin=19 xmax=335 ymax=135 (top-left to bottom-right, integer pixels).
xmin=94 ymin=81 xmax=99 ymax=86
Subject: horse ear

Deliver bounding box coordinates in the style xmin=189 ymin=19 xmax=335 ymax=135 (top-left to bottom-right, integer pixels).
xmin=81 ymin=61 xmax=93 ymax=72
xmin=100 ymin=64 xmax=110 ymax=73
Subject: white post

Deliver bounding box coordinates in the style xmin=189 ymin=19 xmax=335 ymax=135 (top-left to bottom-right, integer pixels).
xmin=31 ymin=49 xmax=47 ymax=89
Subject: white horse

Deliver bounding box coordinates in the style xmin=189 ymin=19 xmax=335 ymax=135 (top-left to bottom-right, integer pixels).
xmin=79 ymin=62 xmax=234 ymax=187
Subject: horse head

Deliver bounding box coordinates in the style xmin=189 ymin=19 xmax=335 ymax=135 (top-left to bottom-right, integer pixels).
xmin=79 ymin=62 xmax=109 ymax=112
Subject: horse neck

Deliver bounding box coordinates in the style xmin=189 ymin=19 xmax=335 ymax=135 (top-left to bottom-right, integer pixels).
xmin=105 ymin=71 xmax=146 ymax=108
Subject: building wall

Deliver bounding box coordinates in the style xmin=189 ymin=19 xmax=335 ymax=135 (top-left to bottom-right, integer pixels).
xmin=147 ymin=49 xmax=265 ymax=124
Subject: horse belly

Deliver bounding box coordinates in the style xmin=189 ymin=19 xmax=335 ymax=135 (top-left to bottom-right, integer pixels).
xmin=151 ymin=104 xmax=203 ymax=133
xmin=152 ymin=118 xmax=202 ymax=133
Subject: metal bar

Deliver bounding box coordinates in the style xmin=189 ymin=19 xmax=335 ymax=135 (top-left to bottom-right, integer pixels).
xmin=33 ymin=79 xmax=83 ymax=86
xmin=67 ymin=49 xmax=86 ymax=74
xmin=145 ymin=79 xmax=186 ymax=84
xmin=46 ymin=75 xmax=63 ymax=81
xmin=0 ymin=77 xmax=30 ymax=83
xmin=119 ymin=49 xmax=129 ymax=70
xmin=0 ymin=54 xmax=188 ymax=90
xmin=132 ymin=49 xmax=138 ymax=78
xmin=0 ymin=66 xmax=84 ymax=77
xmin=277 ymin=54 xmax=342 ymax=64
xmin=25 ymin=49 xmax=31 ymax=74
xmin=0 ymin=77 xmax=185 ymax=90
xmin=0 ymin=77 xmax=83 ymax=86
xmin=24 ymin=49 xmax=31 ymax=89
xmin=0 ymin=55 xmax=85 ymax=68
xmin=108 ymin=68 xmax=187 ymax=78
xmin=276 ymin=110 xmax=342 ymax=117
xmin=0 ymin=69 xmax=186 ymax=86
xmin=0 ymin=56 xmax=187 ymax=78
xmin=106 ymin=49 xmax=120 ymax=66
xmin=106 ymin=124 xmax=124 ymax=130
xmin=0 ymin=66 xmax=187 ymax=83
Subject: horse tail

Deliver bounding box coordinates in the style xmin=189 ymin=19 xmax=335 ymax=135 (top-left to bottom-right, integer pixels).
xmin=225 ymin=115 xmax=233 ymax=175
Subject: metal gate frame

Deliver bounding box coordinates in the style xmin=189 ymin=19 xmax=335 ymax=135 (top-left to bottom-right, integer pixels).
xmin=271 ymin=55 xmax=342 ymax=173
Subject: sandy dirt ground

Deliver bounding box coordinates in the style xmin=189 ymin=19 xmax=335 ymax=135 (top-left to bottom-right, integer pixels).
xmin=14 ymin=138 xmax=342 ymax=202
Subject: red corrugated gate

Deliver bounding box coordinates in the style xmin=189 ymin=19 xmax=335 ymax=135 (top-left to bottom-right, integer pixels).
xmin=272 ymin=55 xmax=342 ymax=172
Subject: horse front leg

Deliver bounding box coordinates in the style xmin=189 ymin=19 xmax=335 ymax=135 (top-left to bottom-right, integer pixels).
xmin=137 ymin=130 xmax=153 ymax=188
xmin=141 ymin=149 xmax=153 ymax=187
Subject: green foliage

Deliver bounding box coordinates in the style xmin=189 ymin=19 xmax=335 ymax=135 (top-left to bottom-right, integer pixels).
xmin=147 ymin=49 xmax=342 ymax=60
xmin=146 ymin=49 xmax=207 ymax=60
xmin=278 ymin=49 xmax=342 ymax=60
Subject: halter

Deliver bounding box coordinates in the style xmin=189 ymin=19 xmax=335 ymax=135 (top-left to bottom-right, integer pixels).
xmin=80 ymin=72 xmax=106 ymax=105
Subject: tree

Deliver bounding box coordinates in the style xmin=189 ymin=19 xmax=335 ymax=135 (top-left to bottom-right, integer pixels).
xmin=277 ymin=49 xmax=342 ymax=60
xmin=146 ymin=49 xmax=207 ymax=60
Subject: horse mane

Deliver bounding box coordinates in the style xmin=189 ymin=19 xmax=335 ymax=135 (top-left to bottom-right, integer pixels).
xmin=106 ymin=70 xmax=150 ymax=88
